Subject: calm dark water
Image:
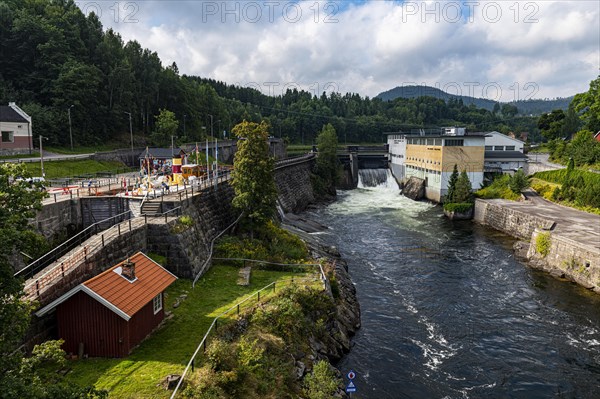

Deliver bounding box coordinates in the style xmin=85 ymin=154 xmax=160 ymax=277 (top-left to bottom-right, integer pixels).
xmin=306 ymin=172 xmax=600 ymax=399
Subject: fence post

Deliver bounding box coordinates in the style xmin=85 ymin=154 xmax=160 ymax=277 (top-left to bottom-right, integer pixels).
xmin=54 ymin=193 xmax=57 ymax=203
xmin=237 ymin=304 xmax=240 ymax=315
xmin=129 ymin=219 xmax=132 ymax=231
xmin=102 ymin=234 xmax=105 ymax=247
xmin=61 ymin=263 xmax=65 ymax=277
xmin=118 ymin=224 xmax=121 ymax=236
xmin=215 ymin=319 xmax=218 ymax=330
xmin=257 ymin=291 xmax=260 ymax=302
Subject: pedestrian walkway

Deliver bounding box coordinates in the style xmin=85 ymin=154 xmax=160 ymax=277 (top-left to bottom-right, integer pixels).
xmin=489 ymin=191 xmax=600 ymax=252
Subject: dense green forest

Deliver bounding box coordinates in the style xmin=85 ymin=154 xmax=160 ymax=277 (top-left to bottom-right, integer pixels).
xmin=0 ymin=0 xmax=542 ymax=147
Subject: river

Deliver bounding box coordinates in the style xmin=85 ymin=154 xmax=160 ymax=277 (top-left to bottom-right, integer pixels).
xmin=304 ymin=171 xmax=600 ymax=399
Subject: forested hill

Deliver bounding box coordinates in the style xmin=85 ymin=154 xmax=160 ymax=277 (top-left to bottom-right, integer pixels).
xmin=0 ymin=1 xmax=548 ymax=146
xmin=376 ymin=85 xmax=573 ymax=116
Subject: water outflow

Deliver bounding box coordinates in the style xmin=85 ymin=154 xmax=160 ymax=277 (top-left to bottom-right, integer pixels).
xmin=303 ymin=185 xmax=600 ymax=399
xmin=358 ymin=169 xmax=396 ymax=188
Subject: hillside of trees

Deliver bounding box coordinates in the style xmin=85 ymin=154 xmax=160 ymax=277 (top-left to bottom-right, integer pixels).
xmin=376 ymin=85 xmax=573 ymax=116
xmin=1 ymin=0 xmax=543 ymax=147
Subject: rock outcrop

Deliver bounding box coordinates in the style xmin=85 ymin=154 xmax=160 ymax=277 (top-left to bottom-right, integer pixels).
xmin=401 ymin=176 xmax=425 ymax=200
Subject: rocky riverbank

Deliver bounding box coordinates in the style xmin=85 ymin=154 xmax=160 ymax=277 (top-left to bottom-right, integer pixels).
xmin=282 ymin=213 xmax=362 ymax=397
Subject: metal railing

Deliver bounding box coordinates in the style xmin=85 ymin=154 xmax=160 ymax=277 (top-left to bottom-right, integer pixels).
xmin=170 ymin=263 xmax=327 ymax=399
xmin=192 ymin=212 xmax=244 ymax=288
xmin=15 ymin=210 xmax=133 ymax=280
xmin=21 ymin=215 xmax=147 ymax=301
xmin=274 ymin=153 xmax=315 ymax=170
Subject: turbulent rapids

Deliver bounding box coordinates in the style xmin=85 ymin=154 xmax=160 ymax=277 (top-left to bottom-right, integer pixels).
xmin=303 ymin=179 xmax=600 ymax=399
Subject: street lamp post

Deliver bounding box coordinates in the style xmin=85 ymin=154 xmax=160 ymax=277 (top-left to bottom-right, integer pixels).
xmin=39 ymin=135 xmax=48 ymax=177
xmin=68 ymin=105 xmax=74 ymax=150
xmin=183 ymin=114 xmax=187 ymax=138
xmin=208 ymin=114 xmax=214 ymax=138
xmin=125 ymin=112 xmax=134 ymax=166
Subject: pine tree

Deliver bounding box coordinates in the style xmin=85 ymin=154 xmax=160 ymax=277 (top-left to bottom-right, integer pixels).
xmin=453 ymin=170 xmax=474 ymax=203
xmin=445 ymin=164 xmax=459 ymax=203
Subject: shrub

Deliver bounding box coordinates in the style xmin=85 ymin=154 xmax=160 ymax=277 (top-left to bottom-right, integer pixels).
xmin=476 ymin=174 xmax=520 ymax=201
xmin=443 ymin=203 xmax=474 ymax=213
xmin=535 ymin=232 xmax=552 ymax=258
xmin=303 ymin=361 xmax=340 ymax=399
xmin=509 ymin=169 xmax=529 ymax=193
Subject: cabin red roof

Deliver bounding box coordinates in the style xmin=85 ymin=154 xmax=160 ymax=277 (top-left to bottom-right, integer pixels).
xmin=36 ymin=252 xmax=177 ymax=320
xmin=84 ymin=252 xmax=177 ymax=317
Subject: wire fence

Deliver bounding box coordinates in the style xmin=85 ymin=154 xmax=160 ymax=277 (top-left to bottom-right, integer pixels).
xmin=170 ymin=262 xmax=327 ymax=398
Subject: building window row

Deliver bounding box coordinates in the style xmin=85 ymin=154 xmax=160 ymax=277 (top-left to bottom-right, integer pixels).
xmin=407 ymin=138 xmax=443 ymax=146
xmin=445 ymin=139 xmax=464 ymax=146
xmin=486 ymin=145 xmax=516 ymax=151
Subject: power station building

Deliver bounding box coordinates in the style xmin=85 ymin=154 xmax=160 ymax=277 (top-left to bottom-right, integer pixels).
xmin=387 ymin=127 xmax=486 ymax=202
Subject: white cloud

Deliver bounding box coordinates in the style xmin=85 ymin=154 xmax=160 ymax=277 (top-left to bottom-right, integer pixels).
xmin=87 ymin=0 xmax=600 ymax=102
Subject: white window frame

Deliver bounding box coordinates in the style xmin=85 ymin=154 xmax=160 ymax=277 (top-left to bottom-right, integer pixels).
xmin=153 ymin=293 xmax=163 ymax=314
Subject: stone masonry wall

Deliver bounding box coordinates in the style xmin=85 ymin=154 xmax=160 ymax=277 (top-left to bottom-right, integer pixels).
xmin=473 ymin=199 xmax=554 ymax=240
xmin=147 ymin=184 xmax=237 ymax=279
xmin=527 ymin=229 xmax=600 ymax=294
xmin=34 ymin=199 xmax=81 ymax=242
xmin=275 ymin=160 xmax=315 ymax=213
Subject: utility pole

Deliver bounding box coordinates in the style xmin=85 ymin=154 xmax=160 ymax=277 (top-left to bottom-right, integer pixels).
xmin=208 ymin=114 xmax=214 ymax=139
xmin=183 ymin=114 xmax=187 ymax=138
xmin=39 ymin=135 xmax=48 ymax=177
xmin=125 ymin=112 xmax=134 ymax=166
xmin=171 ymin=135 xmax=177 ymax=157
xmin=68 ymin=105 xmax=74 ymax=150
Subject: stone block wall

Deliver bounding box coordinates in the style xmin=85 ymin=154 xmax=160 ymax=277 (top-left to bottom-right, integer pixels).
xmin=473 ymin=199 xmax=554 ymax=240
xmin=147 ymin=184 xmax=237 ymax=279
xmin=527 ymin=230 xmax=600 ymax=294
xmin=275 ymin=160 xmax=315 ymax=213
xmin=34 ymin=199 xmax=81 ymax=242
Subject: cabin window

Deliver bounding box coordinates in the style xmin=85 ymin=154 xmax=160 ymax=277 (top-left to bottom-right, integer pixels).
xmin=506 ymin=146 xmax=515 ymax=151
xmin=1 ymin=131 xmax=14 ymax=143
xmin=494 ymin=146 xmax=504 ymax=151
xmin=485 ymin=146 xmax=493 ymax=150
xmin=153 ymin=293 xmax=163 ymax=314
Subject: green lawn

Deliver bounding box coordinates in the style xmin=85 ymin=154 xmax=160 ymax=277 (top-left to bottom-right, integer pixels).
xmin=23 ymin=159 xmax=132 ymax=179
xmin=64 ymin=264 xmax=314 ymax=398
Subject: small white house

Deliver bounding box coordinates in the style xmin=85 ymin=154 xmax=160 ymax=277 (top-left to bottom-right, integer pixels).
xmin=0 ymin=102 xmax=33 ymax=154
xmin=484 ymin=131 xmax=527 ymax=174
xmin=484 ymin=131 xmax=524 ymax=153
xmin=386 ymin=133 xmax=407 ymax=181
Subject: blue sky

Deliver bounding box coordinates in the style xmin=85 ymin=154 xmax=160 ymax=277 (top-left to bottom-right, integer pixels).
xmin=82 ymin=1 xmax=599 ymax=101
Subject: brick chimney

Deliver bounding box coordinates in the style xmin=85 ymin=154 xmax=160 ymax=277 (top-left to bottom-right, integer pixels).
xmin=121 ymin=259 xmax=136 ymax=281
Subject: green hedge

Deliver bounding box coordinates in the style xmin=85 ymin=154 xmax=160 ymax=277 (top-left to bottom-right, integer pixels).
xmin=532 ymin=169 xmax=600 ymax=186
xmin=443 ymin=203 xmax=474 ymax=213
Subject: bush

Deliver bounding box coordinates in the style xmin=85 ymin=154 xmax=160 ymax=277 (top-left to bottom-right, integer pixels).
xmin=476 ymin=174 xmax=521 ymax=201
xmin=509 ymin=169 xmax=529 ymax=193
xmin=303 ymin=361 xmax=340 ymax=399
xmin=443 ymin=203 xmax=474 ymax=213
xmin=535 ymin=232 xmax=552 ymax=258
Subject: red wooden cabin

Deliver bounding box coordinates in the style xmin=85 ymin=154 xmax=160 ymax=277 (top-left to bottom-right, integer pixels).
xmin=36 ymin=252 xmax=177 ymax=358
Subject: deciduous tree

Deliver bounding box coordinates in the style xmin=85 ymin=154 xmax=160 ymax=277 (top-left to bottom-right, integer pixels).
xmin=231 ymin=121 xmax=277 ymax=235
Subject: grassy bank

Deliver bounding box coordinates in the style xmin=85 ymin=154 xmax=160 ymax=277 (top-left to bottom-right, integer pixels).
xmin=64 ymin=264 xmax=314 ymax=398
xmin=22 ymin=159 xmax=132 ymax=179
